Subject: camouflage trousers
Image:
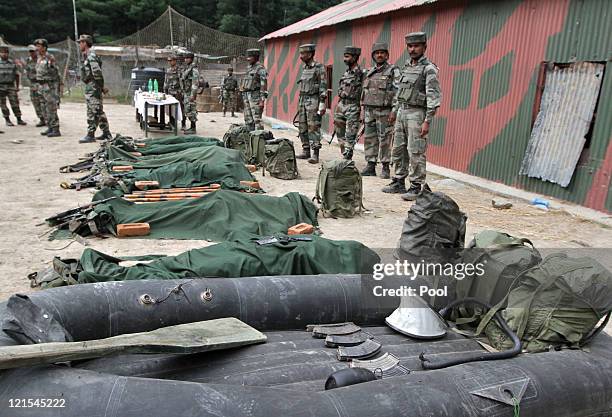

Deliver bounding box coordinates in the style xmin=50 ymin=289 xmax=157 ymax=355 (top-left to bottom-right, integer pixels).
xmin=30 ymin=83 xmax=45 ymax=121
xmin=169 ymin=91 xmax=185 ymax=123
xmin=85 ymin=92 xmax=109 ymax=134
xmin=298 ymin=95 xmax=322 ymax=150
xmin=183 ymin=94 xmax=198 ymax=122
xmin=0 ymin=84 xmax=22 ymax=119
xmin=242 ymin=91 xmax=263 ymax=131
xmin=333 ymin=100 xmax=360 ymax=151
xmin=364 ymin=106 xmax=393 ymax=163
xmin=222 ymin=90 xmax=237 ymax=113
xmin=39 ymin=82 xmax=59 ymax=129
xmin=392 ymin=107 xmax=427 ymax=185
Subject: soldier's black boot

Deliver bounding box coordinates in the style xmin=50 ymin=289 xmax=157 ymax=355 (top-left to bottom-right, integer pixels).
xmin=382 ymin=178 xmax=406 ymax=194
xmin=79 ymin=134 xmax=95 ymax=143
xmin=5 ymin=117 xmax=14 ymax=127
xmin=296 ymin=147 xmax=311 ymax=159
xmin=223 ymin=111 xmax=226 ymax=117
xmin=231 ymin=112 xmax=236 ymax=117
xmin=47 ymin=128 xmax=61 ymax=137
xmin=17 ymin=117 xmax=26 ymax=126
xmin=380 ymin=163 xmax=390 ymax=179
xmin=36 ymin=119 xmax=46 ymax=127
xmin=401 ymin=184 xmax=422 ymax=201
xmin=40 ymin=128 xmax=50 ymax=136
xmin=184 ymin=121 xmax=196 ymax=134
xmin=361 ymin=161 xmax=376 ymax=176
xmin=181 ymin=120 xmax=186 ymax=131
xmin=307 ymin=148 xmax=319 ymax=164
xmin=95 ymin=131 xmax=113 ymax=141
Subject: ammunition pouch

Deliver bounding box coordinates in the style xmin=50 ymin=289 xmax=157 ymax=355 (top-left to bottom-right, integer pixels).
xmin=298 ymin=67 xmax=320 ymax=95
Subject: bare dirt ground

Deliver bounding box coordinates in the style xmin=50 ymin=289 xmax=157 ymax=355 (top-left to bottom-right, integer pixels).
xmin=1 ymin=90 xmax=611 ymax=311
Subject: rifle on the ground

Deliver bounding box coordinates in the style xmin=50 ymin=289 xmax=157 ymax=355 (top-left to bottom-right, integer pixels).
xmin=45 ymin=197 xmax=117 ymax=227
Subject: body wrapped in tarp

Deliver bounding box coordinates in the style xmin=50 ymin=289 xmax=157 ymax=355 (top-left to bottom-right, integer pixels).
xmin=109 ymin=135 xmax=222 ymax=157
xmin=113 ymin=161 xmax=255 ymax=191
xmin=77 ymin=189 xmax=318 ymax=241
xmin=108 ymin=146 xmax=244 ymax=169
xmin=41 ymin=235 xmax=379 ymax=285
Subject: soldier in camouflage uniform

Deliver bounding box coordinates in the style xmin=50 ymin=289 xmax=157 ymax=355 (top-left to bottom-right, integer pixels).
xmin=78 ymin=34 xmax=111 ymax=143
xmin=382 ymin=32 xmax=441 ymax=201
xmin=221 ymin=67 xmax=238 ymax=117
xmin=333 ymin=46 xmax=363 ymax=161
xmin=296 ymin=44 xmax=327 ymax=164
xmin=164 ymin=54 xmax=183 ymax=129
xmin=239 ymin=49 xmax=267 ymax=131
xmin=25 ymin=45 xmax=46 ymax=126
xmin=181 ymin=51 xmax=199 ymax=134
xmin=34 ymin=39 xmax=61 ymax=137
xmin=0 ymin=45 xmax=26 ymax=127
xmin=361 ymin=42 xmax=400 ymax=179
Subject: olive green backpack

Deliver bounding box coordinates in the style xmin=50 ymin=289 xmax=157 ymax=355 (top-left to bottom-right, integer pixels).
xmin=223 ymin=124 xmax=250 ymax=157
xmin=264 ymin=138 xmax=298 ymax=180
xmin=246 ymin=129 xmax=274 ymax=166
xmin=477 ymin=253 xmax=612 ymax=352
xmin=314 ymin=159 xmax=363 ymax=218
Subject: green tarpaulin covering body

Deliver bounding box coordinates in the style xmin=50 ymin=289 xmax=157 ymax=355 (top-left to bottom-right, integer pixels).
xmin=114 ymin=161 xmax=255 ymax=191
xmin=90 ymin=189 xmax=318 ymax=241
xmin=110 ymin=135 xmax=222 ymax=157
xmin=108 ymin=146 xmax=244 ymax=169
xmin=75 ymin=235 xmax=378 ymax=283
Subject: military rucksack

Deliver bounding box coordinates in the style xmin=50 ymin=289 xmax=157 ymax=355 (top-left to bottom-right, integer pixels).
xmin=246 ymin=129 xmax=275 ymax=166
xmin=314 ymin=159 xmax=363 ymax=218
xmin=223 ymin=124 xmax=250 ymax=157
xmin=452 ymin=230 xmax=542 ymax=324
xmin=477 ymin=253 xmax=612 ymax=353
xmin=265 ymin=138 xmax=298 ymax=180
xmin=394 ymin=185 xmax=467 ymax=264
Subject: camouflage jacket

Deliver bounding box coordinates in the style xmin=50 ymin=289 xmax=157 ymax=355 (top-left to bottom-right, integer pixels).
xmin=362 ymin=62 xmax=400 ymax=108
xmin=337 ymin=64 xmax=364 ymax=102
xmin=222 ymin=74 xmax=238 ymax=91
xmin=164 ymin=65 xmax=181 ymax=95
xmin=393 ymin=55 xmax=441 ymax=123
xmin=298 ymin=60 xmax=327 ymax=102
xmin=0 ymin=57 xmax=18 ymax=85
xmin=181 ymin=63 xmax=199 ymax=99
xmin=81 ymin=50 xmax=104 ymax=92
xmin=239 ymin=63 xmax=267 ymax=97
xmin=35 ymin=53 xmax=59 ymax=83
xmin=25 ymin=56 xmax=38 ymax=83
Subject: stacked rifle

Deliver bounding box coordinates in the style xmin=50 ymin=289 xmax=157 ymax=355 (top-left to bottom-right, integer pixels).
xmin=123 ymin=184 xmax=221 ymax=203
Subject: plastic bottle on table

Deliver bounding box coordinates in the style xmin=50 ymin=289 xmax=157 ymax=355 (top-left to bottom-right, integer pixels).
xmin=147 ymin=79 xmax=153 ymax=92
xmin=153 ymin=79 xmax=159 ymax=93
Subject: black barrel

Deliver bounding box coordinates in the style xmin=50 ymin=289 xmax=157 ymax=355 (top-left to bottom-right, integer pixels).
xmin=129 ymin=66 xmax=165 ymax=98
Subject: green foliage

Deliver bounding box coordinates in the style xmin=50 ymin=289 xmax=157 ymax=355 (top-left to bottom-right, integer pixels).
xmin=0 ymin=0 xmax=343 ymax=45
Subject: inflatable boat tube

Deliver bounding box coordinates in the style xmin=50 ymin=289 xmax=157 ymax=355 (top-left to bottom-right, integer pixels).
xmin=0 ymin=276 xmax=610 ymax=417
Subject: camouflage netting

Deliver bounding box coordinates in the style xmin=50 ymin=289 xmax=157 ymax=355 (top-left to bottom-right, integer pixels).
xmin=105 ymin=6 xmax=261 ymax=60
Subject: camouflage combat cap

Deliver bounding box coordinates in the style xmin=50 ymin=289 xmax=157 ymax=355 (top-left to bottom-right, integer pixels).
xmin=27 ymin=44 xmax=37 ymax=52
xmin=183 ymin=51 xmax=194 ymax=58
xmin=34 ymin=38 xmax=48 ymax=47
xmin=371 ymin=42 xmax=389 ymax=53
xmin=299 ymin=44 xmax=316 ymax=53
xmin=405 ymin=32 xmax=427 ymax=44
xmin=78 ymin=34 xmax=93 ymax=46
xmin=0 ymin=45 xmax=9 ymax=52
xmin=343 ymin=45 xmax=361 ymax=56
xmin=167 ymin=54 xmax=177 ymax=61
xmin=227 ymin=66 xmax=234 ymax=71
xmin=246 ymin=49 xmax=260 ymax=57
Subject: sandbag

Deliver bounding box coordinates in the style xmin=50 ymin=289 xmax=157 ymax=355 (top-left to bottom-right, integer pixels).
xmin=315 ymin=160 xmax=362 ymax=218
xmin=265 ymin=138 xmax=298 ymax=180
xmin=394 ymin=185 xmax=467 ymax=263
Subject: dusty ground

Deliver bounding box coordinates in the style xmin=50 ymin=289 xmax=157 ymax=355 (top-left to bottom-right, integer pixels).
xmin=0 ymin=90 xmax=611 ymax=310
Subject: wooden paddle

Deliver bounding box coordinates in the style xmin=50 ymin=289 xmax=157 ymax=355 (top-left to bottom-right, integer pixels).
xmin=0 ymin=317 xmax=266 ymax=370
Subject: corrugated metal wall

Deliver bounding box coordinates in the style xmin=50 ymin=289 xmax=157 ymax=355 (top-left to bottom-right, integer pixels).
xmin=264 ymin=0 xmax=612 ymax=213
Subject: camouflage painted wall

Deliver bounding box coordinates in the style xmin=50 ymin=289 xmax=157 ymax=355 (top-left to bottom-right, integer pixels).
xmin=264 ymin=0 xmax=612 ymax=213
